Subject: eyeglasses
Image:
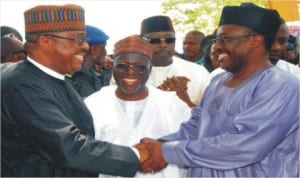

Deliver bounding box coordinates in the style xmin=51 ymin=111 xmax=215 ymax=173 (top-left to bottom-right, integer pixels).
xmin=43 ymin=34 xmax=89 ymax=46
xmin=212 ymin=34 xmax=257 ymax=45
xmin=143 ymin=37 xmax=176 ymax=44
xmin=115 ymin=63 xmax=149 ymax=73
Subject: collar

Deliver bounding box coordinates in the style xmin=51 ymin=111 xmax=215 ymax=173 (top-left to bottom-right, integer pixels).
xmin=27 ymin=57 xmax=65 ymax=81
xmin=196 ymin=56 xmax=205 ymax=64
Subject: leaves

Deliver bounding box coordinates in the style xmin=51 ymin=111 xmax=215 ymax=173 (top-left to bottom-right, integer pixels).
xmin=161 ymin=0 xmax=266 ymax=35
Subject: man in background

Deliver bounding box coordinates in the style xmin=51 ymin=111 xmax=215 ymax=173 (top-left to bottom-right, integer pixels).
xmin=270 ymin=17 xmax=300 ymax=79
xmin=1 ymin=25 xmax=23 ymax=41
xmin=68 ymin=25 xmax=112 ymax=97
xmin=1 ymin=37 xmax=27 ymax=63
xmin=181 ymin=30 xmax=205 ymax=64
xmin=140 ymin=15 xmax=209 ymax=107
xmin=283 ymin=34 xmax=299 ymax=66
xmin=1 ymin=34 xmax=27 ymax=74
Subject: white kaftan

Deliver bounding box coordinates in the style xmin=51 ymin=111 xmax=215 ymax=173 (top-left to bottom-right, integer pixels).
xmin=85 ymin=85 xmax=191 ymax=178
xmin=276 ymin=59 xmax=300 ymax=80
xmin=146 ymin=56 xmax=210 ymax=105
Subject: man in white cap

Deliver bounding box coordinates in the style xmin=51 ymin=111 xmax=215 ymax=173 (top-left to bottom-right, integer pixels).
xmin=85 ymin=35 xmax=191 ymax=178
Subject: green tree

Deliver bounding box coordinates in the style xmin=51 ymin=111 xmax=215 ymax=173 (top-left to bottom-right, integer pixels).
xmin=161 ymin=0 xmax=266 ymax=35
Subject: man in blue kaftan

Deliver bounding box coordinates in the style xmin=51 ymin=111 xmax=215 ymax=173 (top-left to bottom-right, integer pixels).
xmin=136 ymin=3 xmax=299 ymax=177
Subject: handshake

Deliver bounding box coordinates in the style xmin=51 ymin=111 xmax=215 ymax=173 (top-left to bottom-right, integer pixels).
xmin=133 ymin=138 xmax=168 ymax=173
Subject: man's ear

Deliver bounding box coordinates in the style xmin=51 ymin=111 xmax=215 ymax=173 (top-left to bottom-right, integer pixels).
xmin=38 ymin=35 xmax=53 ymax=51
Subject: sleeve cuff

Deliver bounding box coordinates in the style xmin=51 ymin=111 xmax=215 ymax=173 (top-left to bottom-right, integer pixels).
xmin=162 ymin=141 xmax=182 ymax=164
xmin=130 ymin=147 xmax=140 ymax=160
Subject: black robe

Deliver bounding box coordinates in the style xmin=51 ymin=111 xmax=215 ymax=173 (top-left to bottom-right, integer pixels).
xmin=66 ymin=68 xmax=106 ymax=98
xmin=1 ymin=60 xmax=139 ymax=177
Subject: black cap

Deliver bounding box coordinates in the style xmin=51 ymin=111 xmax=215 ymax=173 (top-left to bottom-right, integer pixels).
xmin=140 ymin=15 xmax=175 ymax=36
xmin=219 ymin=3 xmax=281 ymax=39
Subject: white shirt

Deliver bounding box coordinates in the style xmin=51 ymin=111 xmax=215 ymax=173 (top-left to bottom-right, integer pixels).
xmin=276 ymin=59 xmax=300 ymax=80
xmin=85 ymin=85 xmax=191 ymax=178
xmin=147 ymin=56 xmax=210 ymax=105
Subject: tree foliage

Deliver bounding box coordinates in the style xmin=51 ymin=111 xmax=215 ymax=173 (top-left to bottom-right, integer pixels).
xmin=161 ymin=0 xmax=266 ymax=35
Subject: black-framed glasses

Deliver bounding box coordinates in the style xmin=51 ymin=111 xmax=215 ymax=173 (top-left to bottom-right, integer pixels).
xmin=143 ymin=37 xmax=176 ymax=44
xmin=212 ymin=34 xmax=257 ymax=45
xmin=43 ymin=34 xmax=89 ymax=46
xmin=115 ymin=63 xmax=149 ymax=73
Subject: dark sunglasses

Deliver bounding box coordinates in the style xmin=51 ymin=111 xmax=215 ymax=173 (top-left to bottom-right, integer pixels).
xmin=143 ymin=37 xmax=176 ymax=44
xmin=115 ymin=63 xmax=149 ymax=73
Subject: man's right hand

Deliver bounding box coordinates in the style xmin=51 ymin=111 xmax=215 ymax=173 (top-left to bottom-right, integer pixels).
xmin=138 ymin=138 xmax=167 ymax=173
xmin=133 ymin=143 xmax=150 ymax=163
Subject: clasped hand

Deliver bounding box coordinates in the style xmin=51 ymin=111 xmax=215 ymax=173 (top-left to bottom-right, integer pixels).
xmin=133 ymin=138 xmax=167 ymax=173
